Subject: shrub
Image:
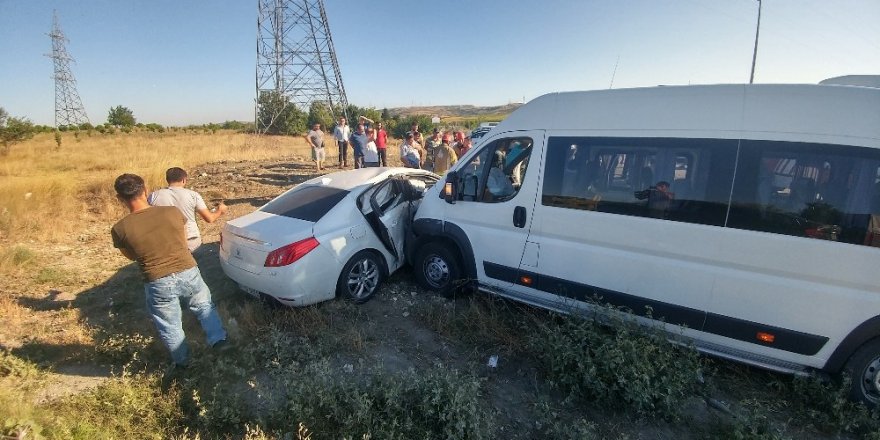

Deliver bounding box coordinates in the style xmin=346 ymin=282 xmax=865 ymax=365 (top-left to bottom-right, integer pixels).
xmin=271 ymin=361 xmax=492 ymax=440
xmin=527 ymin=306 xmax=704 ymax=420
xmin=781 ymin=375 xmax=880 ymax=436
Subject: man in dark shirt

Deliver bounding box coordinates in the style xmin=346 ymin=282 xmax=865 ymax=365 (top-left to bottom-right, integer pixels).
xmin=349 ymin=124 xmax=369 ymax=169
xmin=112 ymin=173 xmax=227 ymax=368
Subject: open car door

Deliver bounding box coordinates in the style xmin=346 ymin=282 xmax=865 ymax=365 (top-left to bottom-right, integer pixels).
xmin=360 ymin=174 xmax=437 ymax=264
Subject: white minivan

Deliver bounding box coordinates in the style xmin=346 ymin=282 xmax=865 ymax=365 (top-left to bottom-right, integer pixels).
xmin=407 ymin=83 xmax=880 ymax=406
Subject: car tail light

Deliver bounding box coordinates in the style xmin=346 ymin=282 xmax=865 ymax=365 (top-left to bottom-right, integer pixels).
xmin=264 ymin=237 xmax=319 ymax=267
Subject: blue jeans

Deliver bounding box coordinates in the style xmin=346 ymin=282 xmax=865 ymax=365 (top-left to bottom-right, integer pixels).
xmin=144 ymin=266 xmax=226 ymax=365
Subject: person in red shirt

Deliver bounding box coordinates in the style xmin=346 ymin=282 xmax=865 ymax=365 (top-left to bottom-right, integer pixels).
xmin=375 ymin=121 xmax=388 ymax=166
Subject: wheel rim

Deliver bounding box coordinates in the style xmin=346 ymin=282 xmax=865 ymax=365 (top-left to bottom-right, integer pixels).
xmin=860 ymin=354 xmax=880 ymax=404
xmin=346 ymin=257 xmax=379 ymax=299
xmin=422 ymin=254 xmax=450 ymax=288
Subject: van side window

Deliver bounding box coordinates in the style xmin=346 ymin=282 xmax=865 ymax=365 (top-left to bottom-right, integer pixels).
xmin=542 ymin=137 xmax=737 ymax=226
xmin=728 ymin=140 xmax=880 ymax=246
xmin=457 ymin=137 xmax=534 ymax=203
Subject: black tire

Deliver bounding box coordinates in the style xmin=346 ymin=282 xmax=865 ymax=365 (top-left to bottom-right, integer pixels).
xmin=413 ymin=242 xmax=462 ymax=297
xmin=336 ymin=250 xmax=383 ymax=304
xmin=843 ymin=338 xmax=880 ymax=408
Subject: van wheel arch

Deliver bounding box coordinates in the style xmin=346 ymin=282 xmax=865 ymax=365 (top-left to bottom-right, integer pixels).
xmin=410 ymin=219 xmax=477 ymax=280
xmin=824 ymin=315 xmax=880 ymax=373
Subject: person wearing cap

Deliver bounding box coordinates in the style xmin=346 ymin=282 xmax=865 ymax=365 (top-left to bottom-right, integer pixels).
xmin=432 ymin=133 xmax=459 ymax=175
xmin=375 ymin=122 xmax=388 ymax=166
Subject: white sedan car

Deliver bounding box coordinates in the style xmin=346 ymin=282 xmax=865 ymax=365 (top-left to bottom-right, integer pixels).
xmin=219 ymin=167 xmax=439 ymax=307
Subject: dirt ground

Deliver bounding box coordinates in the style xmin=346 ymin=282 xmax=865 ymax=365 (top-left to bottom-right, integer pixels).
xmin=1 ymin=152 xmax=861 ymax=439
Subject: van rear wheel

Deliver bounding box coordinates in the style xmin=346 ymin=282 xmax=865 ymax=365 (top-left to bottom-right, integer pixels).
xmin=414 ymin=242 xmax=462 ymax=297
xmin=843 ymin=338 xmax=880 ymax=408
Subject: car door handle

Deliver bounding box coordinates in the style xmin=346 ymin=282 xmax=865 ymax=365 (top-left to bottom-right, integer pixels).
xmin=513 ymin=206 xmax=526 ymax=228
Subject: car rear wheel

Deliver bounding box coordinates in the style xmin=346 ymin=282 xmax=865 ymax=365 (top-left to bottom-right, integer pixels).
xmin=414 ymin=242 xmax=462 ymax=297
xmin=337 ymin=250 xmax=383 ymax=304
xmin=843 ymin=338 xmax=880 ymax=408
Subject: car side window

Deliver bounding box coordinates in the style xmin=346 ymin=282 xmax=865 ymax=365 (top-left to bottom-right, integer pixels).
xmin=458 ymin=137 xmax=534 ymax=203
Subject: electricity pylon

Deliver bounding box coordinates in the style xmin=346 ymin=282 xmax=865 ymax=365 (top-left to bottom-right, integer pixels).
xmin=47 ymin=11 xmax=90 ymax=128
xmin=255 ymin=0 xmax=350 ymax=133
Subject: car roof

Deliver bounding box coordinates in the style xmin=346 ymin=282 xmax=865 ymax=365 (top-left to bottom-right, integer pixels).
xmin=299 ymin=167 xmax=438 ymax=191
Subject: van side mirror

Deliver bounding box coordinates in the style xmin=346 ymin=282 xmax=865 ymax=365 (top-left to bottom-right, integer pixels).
xmin=442 ymin=171 xmax=458 ymax=204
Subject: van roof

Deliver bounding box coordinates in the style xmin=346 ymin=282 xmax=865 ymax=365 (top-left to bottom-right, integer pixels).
xmin=494 ymin=84 xmax=880 ymax=148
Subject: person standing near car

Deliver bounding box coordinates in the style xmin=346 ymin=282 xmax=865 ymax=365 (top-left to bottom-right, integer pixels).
xmin=375 ymin=122 xmax=388 ymax=166
xmin=424 ymin=128 xmax=443 ymax=172
xmin=364 ymin=128 xmax=380 ymax=167
xmin=112 ymin=173 xmax=228 ymax=369
xmin=349 ymin=124 xmax=369 ymax=169
xmin=432 ymin=134 xmax=458 ymax=175
xmin=148 ymin=167 xmax=227 ymax=252
xmin=305 ymin=122 xmax=326 ymax=171
xmin=333 ymin=117 xmax=351 ymax=168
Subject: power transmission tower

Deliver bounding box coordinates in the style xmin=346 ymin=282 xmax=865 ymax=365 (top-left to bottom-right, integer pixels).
xmin=47 ymin=11 xmax=90 ymax=128
xmin=255 ymin=0 xmax=350 ymax=134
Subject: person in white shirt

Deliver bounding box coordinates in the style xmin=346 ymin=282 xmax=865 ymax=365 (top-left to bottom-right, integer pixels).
xmin=148 ymin=167 xmax=228 ymax=252
xmin=332 ymin=117 xmax=352 ymax=168
xmin=364 ymin=128 xmax=380 ymax=167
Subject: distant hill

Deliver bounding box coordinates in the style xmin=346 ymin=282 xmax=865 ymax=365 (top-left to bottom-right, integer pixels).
xmin=386 ymin=103 xmax=523 ymax=119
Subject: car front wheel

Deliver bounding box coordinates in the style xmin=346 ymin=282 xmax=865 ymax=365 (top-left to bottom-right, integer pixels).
xmin=843 ymin=337 xmax=880 ymax=408
xmin=337 ymin=250 xmax=383 ymax=304
xmin=414 ymin=242 xmax=462 ymax=297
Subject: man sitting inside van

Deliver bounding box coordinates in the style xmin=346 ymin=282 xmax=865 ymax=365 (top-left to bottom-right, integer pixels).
xmin=486 ymin=149 xmax=514 ymax=199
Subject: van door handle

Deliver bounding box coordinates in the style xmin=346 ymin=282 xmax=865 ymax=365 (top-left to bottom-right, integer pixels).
xmin=513 ymin=206 xmax=527 ymax=228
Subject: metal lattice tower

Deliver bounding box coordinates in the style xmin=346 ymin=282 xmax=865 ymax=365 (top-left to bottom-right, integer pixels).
xmin=47 ymin=11 xmax=90 ymax=128
xmin=256 ymin=0 xmax=349 ymax=133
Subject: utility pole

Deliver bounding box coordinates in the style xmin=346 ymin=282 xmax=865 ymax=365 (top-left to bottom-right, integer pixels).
xmin=47 ymin=11 xmax=90 ymax=128
xmin=749 ymin=0 xmax=762 ymax=84
xmin=255 ymin=0 xmax=350 ymax=134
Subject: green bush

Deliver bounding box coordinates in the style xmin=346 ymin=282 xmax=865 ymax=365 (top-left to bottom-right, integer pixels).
xmin=527 ymin=307 xmax=704 ymax=420
xmin=782 ymin=375 xmax=880 ymax=436
xmin=270 ymin=361 xmax=491 ymax=440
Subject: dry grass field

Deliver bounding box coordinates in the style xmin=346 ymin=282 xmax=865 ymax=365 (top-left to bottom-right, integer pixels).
xmin=1 ymin=130 xmax=878 ymax=439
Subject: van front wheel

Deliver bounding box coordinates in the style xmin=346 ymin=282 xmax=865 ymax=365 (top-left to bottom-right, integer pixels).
xmin=843 ymin=338 xmax=880 ymax=408
xmin=414 ymin=242 xmax=462 ymax=297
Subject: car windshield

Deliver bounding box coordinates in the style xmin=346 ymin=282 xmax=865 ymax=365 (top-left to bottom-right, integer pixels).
xmin=261 ymin=185 xmax=349 ymax=222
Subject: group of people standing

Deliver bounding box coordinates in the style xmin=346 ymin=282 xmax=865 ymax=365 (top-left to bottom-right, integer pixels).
xmin=304 ymin=117 xmax=474 ymax=175
xmin=306 ymin=116 xmax=389 ymax=171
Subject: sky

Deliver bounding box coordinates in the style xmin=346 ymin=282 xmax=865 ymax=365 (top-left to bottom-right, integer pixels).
xmin=1 ymin=0 xmax=878 ymax=126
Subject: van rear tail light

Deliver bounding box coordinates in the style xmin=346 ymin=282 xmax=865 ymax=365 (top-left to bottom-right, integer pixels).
xmin=264 ymin=237 xmax=320 ymax=267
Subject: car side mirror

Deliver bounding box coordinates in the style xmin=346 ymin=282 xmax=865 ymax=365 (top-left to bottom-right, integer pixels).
xmin=442 ymin=171 xmax=458 ymax=204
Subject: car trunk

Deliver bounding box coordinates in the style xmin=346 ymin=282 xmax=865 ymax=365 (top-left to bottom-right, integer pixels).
xmin=223 ymin=211 xmax=314 ymax=274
